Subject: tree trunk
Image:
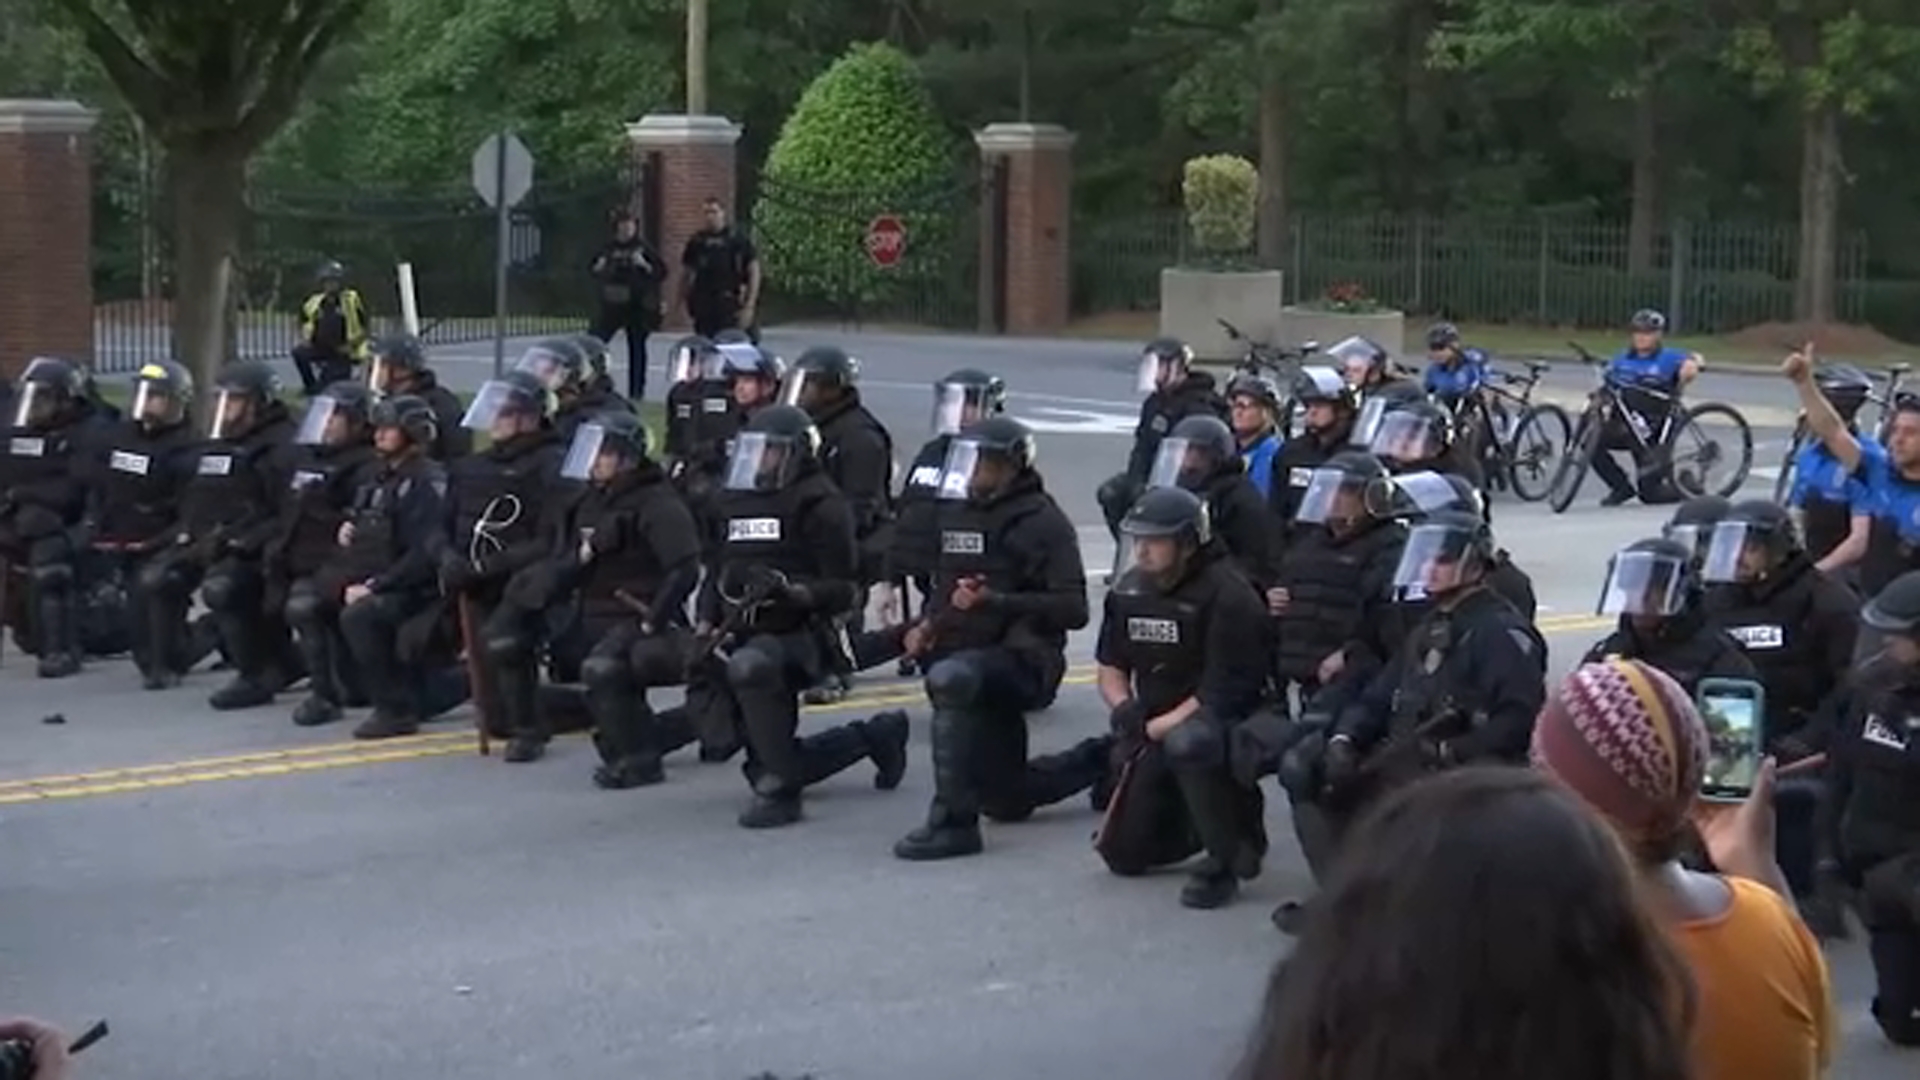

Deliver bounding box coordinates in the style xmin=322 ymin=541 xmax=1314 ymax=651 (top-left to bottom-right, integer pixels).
xmin=1794 ymin=102 xmax=1842 ymax=324
xmin=1253 ymin=0 xmax=1286 ymax=268
xmin=1626 ymin=85 xmax=1659 ymax=274
xmin=1398 ymin=0 xmax=1439 ymax=213
xmin=166 ymin=139 xmax=249 ymax=387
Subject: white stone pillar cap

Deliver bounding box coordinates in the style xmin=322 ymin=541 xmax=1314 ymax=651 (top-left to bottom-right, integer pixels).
xmin=0 ymin=100 xmax=99 ymax=135
xmin=626 ymin=114 xmax=743 ymax=147
xmin=973 ymin=122 xmax=1075 ymax=153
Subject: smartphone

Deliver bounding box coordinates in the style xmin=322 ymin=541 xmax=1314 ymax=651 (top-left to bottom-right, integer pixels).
xmin=1696 ymin=678 xmax=1767 ymax=802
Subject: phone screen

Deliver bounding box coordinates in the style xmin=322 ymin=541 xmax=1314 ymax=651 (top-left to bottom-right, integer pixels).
xmin=1699 ymin=691 xmax=1762 ymax=797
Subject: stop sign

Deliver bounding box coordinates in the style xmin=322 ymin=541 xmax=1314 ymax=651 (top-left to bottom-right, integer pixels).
xmin=865 ymin=214 xmax=907 ymax=268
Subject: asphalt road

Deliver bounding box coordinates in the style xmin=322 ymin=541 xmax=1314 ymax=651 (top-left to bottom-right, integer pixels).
xmin=7 ymin=330 xmax=1911 ymax=1080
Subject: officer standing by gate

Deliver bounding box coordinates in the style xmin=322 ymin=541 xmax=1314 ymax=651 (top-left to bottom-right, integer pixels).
xmin=588 ymin=208 xmax=665 ymax=400
xmin=1092 ymin=487 xmax=1271 ymax=909
xmin=680 ymin=197 xmax=761 ymax=340
xmin=702 ymin=404 xmax=909 ymax=828
xmin=891 ymin=416 xmax=1101 ymax=861
xmin=1096 ymin=339 xmax=1226 ymax=569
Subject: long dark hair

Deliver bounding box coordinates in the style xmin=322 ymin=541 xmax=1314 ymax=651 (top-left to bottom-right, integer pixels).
xmin=1234 ymin=767 xmax=1695 ymax=1080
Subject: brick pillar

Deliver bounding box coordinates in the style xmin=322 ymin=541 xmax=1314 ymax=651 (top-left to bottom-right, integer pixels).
xmin=625 ymin=114 xmax=742 ymax=333
xmin=975 ymin=123 xmax=1074 ymax=336
xmin=0 ymin=100 xmax=97 ymax=377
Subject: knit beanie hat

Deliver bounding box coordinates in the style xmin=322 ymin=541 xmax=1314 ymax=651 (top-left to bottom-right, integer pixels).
xmin=1530 ymin=659 xmax=1708 ymax=843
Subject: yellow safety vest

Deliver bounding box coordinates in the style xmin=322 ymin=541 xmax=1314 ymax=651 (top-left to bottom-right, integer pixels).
xmin=301 ymin=289 xmax=370 ymax=360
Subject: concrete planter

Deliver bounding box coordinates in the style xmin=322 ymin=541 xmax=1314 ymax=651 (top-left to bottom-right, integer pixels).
xmin=1278 ymin=308 xmax=1407 ymax=358
xmin=1156 ymin=268 xmax=1285 ymax=362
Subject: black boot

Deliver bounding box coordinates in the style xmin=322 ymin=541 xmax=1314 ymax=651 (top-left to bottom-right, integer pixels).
xmin=1180 ymin=859 xmax=1240 ymax=910
xmin=585 ymin=656 xmax=663 ymax=788
xmin=353 ymin=707 xmax=420 ymax=740
xmin=894 ymin=707 xmax=985 ymax=861
xmin=290 ymin=623 xmax=344 ymax=725
xmin=738 ymin=791 xmax=803 ymax=829
xmin=34 ymin=591 xmax=81 ymax=679
xmin=862 ymin=710 xmax=911 ymax=790
xmin=495 ymin=661 xmax=548 ymax=764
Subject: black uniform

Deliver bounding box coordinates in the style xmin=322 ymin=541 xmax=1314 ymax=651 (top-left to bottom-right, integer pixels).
xmin=1146 ymin=414 xmax=1276 ymax=589
xmin=700 ymin=405 xmax=909 ymax=828
xmin=1369 ymin=397 xmax=1488 ymax=495
xmin=1267 ymin=366 xmax=1359 ymax=550
xmin=366 ymin=334 xmax=472 ymax=461
xmin=892 ymin=417 xmax=1096 ymax=861
xmin=1096 ymin=339 xmax=1226 ymax=543
xmin=588 ymin=219 xmax=666 ymax=400
xmin=680 ymin=222 xmax=758 ymax=339
xmin=0 ymin=358 xmax=114 ymax=676
xmin=663 ymin=336 xmax=728 ymax=461
xmin=291 ymin=396 xmax=449 ymax=738
xmin=1090 ymin=488 xmax=1271 ymax=909
xmin=1271 ymin=513 xmax=1406 ymax=707
xmin=1582 ymin=603 xmax=1756 ymax=693
xmin=791 ymin=355 xmax=895 ymax=586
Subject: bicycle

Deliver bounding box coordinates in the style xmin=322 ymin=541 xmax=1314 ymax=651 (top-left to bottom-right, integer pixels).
xmin=1546 ymin=343 xmax=1754 ymax=513
xmin=1769 ymin=361 xmax=1911 ymax=502
xmin=1216 ymin=318 xmax=1318 ymax=382
xmin=1442 ymin=360 xmax=1571 ymax=502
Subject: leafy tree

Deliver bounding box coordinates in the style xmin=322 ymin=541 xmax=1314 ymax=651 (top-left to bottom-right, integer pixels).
xmin=44 ymin=0 xmax=369 ymax=382
xmin=752 ymin=42 xmax=959 ymax=314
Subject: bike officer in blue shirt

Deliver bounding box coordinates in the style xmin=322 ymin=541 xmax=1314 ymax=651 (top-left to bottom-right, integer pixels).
xmin=1587 ymin=309 xmax=1704 ymax=506
xmin=1421 ymin=322 xmax=1488 ymax=403
xmin=1789 ymin=363 xmax=1877 ymax=573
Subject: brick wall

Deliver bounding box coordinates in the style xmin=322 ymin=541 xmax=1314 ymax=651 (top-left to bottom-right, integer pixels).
xmin=627 ymin=115 xmax=742 ymax=333
xmin=0 ymin=100 xmax=97 ymax=377
xmin=976 ymin=124 xmax=1075 ymax=336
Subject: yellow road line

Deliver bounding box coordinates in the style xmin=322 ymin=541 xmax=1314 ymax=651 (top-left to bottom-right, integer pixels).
xmin=0 ymin=616 xmax=1613 ymax=804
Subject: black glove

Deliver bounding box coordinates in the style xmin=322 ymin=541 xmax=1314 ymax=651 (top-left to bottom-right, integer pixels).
xmin=1276 ymin=731 xmax=1328 ymax=800
xmin=1770 ymin=733 xmax=1818 ymax=763
xmin=782 ymin=580 xmax=815 ymax=609
xmin=439 ymin=550 xmax=479 ymax=592
xmin=1321 ymin=735 xmax=1361 ymax=794
xmin=1109 ymin=699 xmax=1148 ymax=740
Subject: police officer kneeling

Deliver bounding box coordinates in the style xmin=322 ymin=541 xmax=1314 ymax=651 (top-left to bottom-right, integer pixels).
xmin=703 ymin=404 xmax=910 ymax=828
xmin=1092 ymin=487 xmax=1270 ymax=908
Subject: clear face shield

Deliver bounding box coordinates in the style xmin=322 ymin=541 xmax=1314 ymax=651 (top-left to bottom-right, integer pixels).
xmin=206 ymin=389 xmax=254 ymax=441
xmin=1348 ymin=396 xmax=1389 ymax=447
xmin=1294 ymin=468 xmax=1370 ymax=525
xmin=669 ymin=344 xmax=720 ymax=385
xmin=936 ymin=438 xmax=1016 ymax=502
xmin=1147 ymin=437 xmax=1216 ymax=490
xmin=296 ymin=395 xmax=352 ymax=446
xmin=561 ymin=421 xmax=627 ymax=484
xmin=1112 ymin=532 xmax=1190 ymax=596
xmin=1662 ymin=522 xmax=1709 ymax=566
xmin=1361 ymin=470 xmax=1460 ymax=519
xmin=723 ymin=431 xmax=799 ymax=492
xmin=931 ymin=382 xmax=992 ymax=436
xmin=1701 ymin=523 xmax=1769 ymax=585
xmin=1327 ymin=337 xmax=1378 ymax=386
xmin=460 ymin=379 xmax=541 ymax=437
xmin=10 ymin=382 xmax=64 ymax=430
xmin=1367 ymin=411 xmax=1443 ymax=464
xmin=366 ymin=354 xmax=408 ymax=395
xmin=1596 ymin=550 xmax=1688 ymax=617
xmin=779 ymin=369 xmax=834 ymax=409
xmin=1392 ymin=522 xmax=1478 ymax=596
xmin=1136 ymin=351 xmax=1181 ymax=394
xmin=513 ymin=345 xmax=570 ymax=391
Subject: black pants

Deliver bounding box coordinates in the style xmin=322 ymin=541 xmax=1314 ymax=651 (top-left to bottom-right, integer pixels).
xmin=1591 ymin=410 xmax=1680 ymax=505
xmin=689 ymin=299 xmax=740 ymax=341
xmin=1859 ymin=852 xmax=1920 ymax=1046
xmin=727 ymin=629 xmax=870 ymax=799
xmin=130 ymin=547 xmax=210 ymax=679
xmin=1097 ymin=716 xmax=1266 ymax=878
xmin=589 ymin=303 xmax=655 ymax=401
xmin=202 ymin=558 xmax=293 ymax=687
xmin=15 ymin=533 xmax=81 ymax=670
xmin=581 ymin=619 xmax=697 ymax=768
xmin=921 ymin=646 xmax=1105 ymax=827
xmin=292 ymin=344 xmax=355 ymax=396
xmin=285 ymin=578 xmax=368 ymax=708
xmin=339 ymin=591 xmax=438 ymax=719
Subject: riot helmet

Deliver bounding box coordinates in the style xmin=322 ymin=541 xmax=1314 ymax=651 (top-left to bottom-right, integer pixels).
xmin=1136 ymin=338 xmax=1192 ymax=394
xmin=1597 ymin=537 xmax=1693 ymax=619
xmin=1364 ymin=469 xmax=1484 ymax=522
xmin=1148 ymin=414 xmax=1238 ymax=491
xmin=1812 ymin=363 xmax=1873 ymax=424
xmin=369 ymin=394 xmax=439 ymax=453
xmin=1327 ymin=336 xmax=1390 ymax=388
xmin=570 ymin=334 xmax=612 ymax=384
xmin=1862 ymin=570 xmax=1920 ymax=639
xmin=1367 ymin=398 xmax=1452 ymax=465
xmin=1296 ymin=450 xmax=1389 ymax=528
xmin=1391 ymin=509 xmax=1493 ymax=598
xmin=296 ymin=381 xmax=375 ymax=447
xmin=208 ymin=360 xmax=282 ymax=441
xmin=930 ymin=368 xmax=1007 ymax=435
xmin=366 ymin=334 xmax=427 ymax=395
xmin=130 ymin=360 xmax=193 ymax=431
xmin=1349 ymin=380 xmax=1425 ymax=448
xmin=561 ymin=409 xmax=654 ymax=484
xmin=1662 ymin=495 xmax=1731 ymax=570
xmin=12 ymin=356 xmax=85 ymax=430
xmin=782 ymin=345 xmax=860 ymax=412
xmin=316 ymin=260 xmax=345 ymax=288
xmin=723 ymin=404 xmax=819 ymax=492
xmin=720 ymin=342 xmax=785 ymax=409
xmin=1702 ymin=500 xmax=1800 ymax=585
xmin=668 ymin=335 xmax=722 ymax=385
xmin=1114 ymin=486 xmax=1213 ymax=595
xmin=938 ymin=415 xmax=1037 ymax=504
xmin=513 ymin=337 xmax=589 ymax=396
xmin=460 ymin=370 xmax=553 ymax=439
xmin=1292 ymin=365 xmax=1358 ymax=437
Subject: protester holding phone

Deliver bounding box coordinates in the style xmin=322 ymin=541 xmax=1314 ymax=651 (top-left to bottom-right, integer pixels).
xmin=1533 ymin=659 xmax=1835 ymax=1080
xmin=1818 ymin=570 xmax=1920 ymax=1046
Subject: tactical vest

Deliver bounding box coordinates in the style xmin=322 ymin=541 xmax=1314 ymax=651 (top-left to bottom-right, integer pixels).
xmin=451 ymin=435 xmax=556 ymax=557
xmin=278 ymin=443 xmax=373 ymax=576
xmin=339 ymin=457 xmax=436 ymax=575
xmin=891 ymin=435 xmax=952 ymax=577
xmin=182 ymin=432 xmax=280 ymax=538
xmin=1106 ymin=577 xmax=1210 ymax=717
xmin=572 ymin=476 xmax=677 ymax=618
xmin=713 ymin=480 xmax=820 ymax=632
xmin=1710 ymin=569 xmax=1829 ymax=733
xmin=924 ymin=495 xmax=1043 ymax=654
xmin=1385 ymin=590 xmax=1536 ymax=752
xmin=94 ymin=423 xmax=190 ymax=542
xmin=1841 ymin=663 xmax=1920 ymax=861
xmin=1275 ymin=523 xmax=1397 ymax=681
xmin=2 ymin=419 xmax=84 ymax=490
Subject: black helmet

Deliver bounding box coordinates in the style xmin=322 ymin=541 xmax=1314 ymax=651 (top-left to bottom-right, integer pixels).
xmin=1364 ymin=469 xmax=1483 ymax=521
xmin=130 ymin=359 xmax=193 ymax=429
xmin=1425 ymin=322 xmax=1461 ymax=351
xmin=783 ymin=345 xmax=860 ymax=411
xmin=1368 ymin=397 xmax=1453 ymax=464
xmin=13 ymin=356 xmax=85 ymax=429
xmin=1863 ymin=571 xmax=1920 ymax=635
xmin=713 ymin=328 xmax=754 ymax=346
xmin=724 ymin=403 xmax=820 ymax=492
xmin=1297 ymin=450 xmax=1388 ymax=527
xmin=1292 ymin=366 xmax=1356 ymax=409
xmin=931 ymin=368 xmax=1007 ymax=434
xmin=1225 ymin=372 xmax=1282 ymax=413
xmin=460 ymin=369 xmax=554 ymax=433
xmin=1136 ymin=337 xmax=1192 ymax=393
xmin=939 ymin=415 xmax=1038 ymax=502
xmin=1327 ymin=336 xmax=1390 ymax=379
xmin=669 ymin=335 xmax=722 ymax=384
xmin=561 ymin=408 xmax=654 ymax=481
xmin=1702 ymin=499 xmax=1800 ymax=584
xmin=367 ymin=334 xmax=427 ymax=394
xmin=297 ymin=381 xmax=375 ymax=446
xmin=1392 ymin=508 xmax=1493 ymax=596
xmin=316 ymin=260 xmax=345 ymax=283
xmin=370 ymin=393 xmax=439 ymax=448
xmin=208 ymin=360 xmax=281 ymax=440
xmin=1150 ymin=414 xmax=1237 ymax=491
xmin=513 ymin=337 xmax=589 ymax=395
xmin=1630 ymin=308 xmax=1667 ymax=333
xmin=1663 ymin=495 xmax=1731 ymax=567
xmin=1813 ymin=363 xmax=1873 ymax=423
xmin=1598 ymin=537 xmax=1694 ymax=618
xmin=1115 ymin=486 xmax=1213 ymax=594
xmin=719 ymin=341 xmax=785 ymax=384
xmin=570 ymin=334 xmax=612 ymax=379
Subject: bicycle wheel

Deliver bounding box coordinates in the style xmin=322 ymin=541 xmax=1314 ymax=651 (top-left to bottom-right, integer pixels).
xmin=1771 ymin=417 xmax=1807 ymax=504
xmin=1548 ymin=409 xmax=1601 ymax=514
xmin=1506 ymin=403 xmax=1571 ymax=502
xmin=1668 ymin=402 xmax=1754 ymax=498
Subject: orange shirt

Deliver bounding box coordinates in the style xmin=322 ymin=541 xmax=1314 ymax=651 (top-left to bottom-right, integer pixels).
xmin=1671 ymin=875 xmax=1835 ymax=1080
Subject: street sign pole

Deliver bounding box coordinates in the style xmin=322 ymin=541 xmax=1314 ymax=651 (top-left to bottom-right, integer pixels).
xmin=492 ymin=133 xmax=510 ymax=378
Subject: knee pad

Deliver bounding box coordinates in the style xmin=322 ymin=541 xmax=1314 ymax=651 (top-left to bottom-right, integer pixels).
xmin=200 ymin=572 xmax=241 ymax=613
xmin=284 ymin=586 xmax=326 ymax=629
xmin=724 ymin=645 xmax=780 ymax=690
xmin=580 ymin=653 xmax=630 ymax=691
xmin=924 ymin=656 xmax=983 ymax=710
xmin=482 ymin=631 xmax=528 ymax=667
xmin=30 ymin=560 xmax=74 ymax=591
xmin=1162 ymin=718 xmax=1225 ymax=769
